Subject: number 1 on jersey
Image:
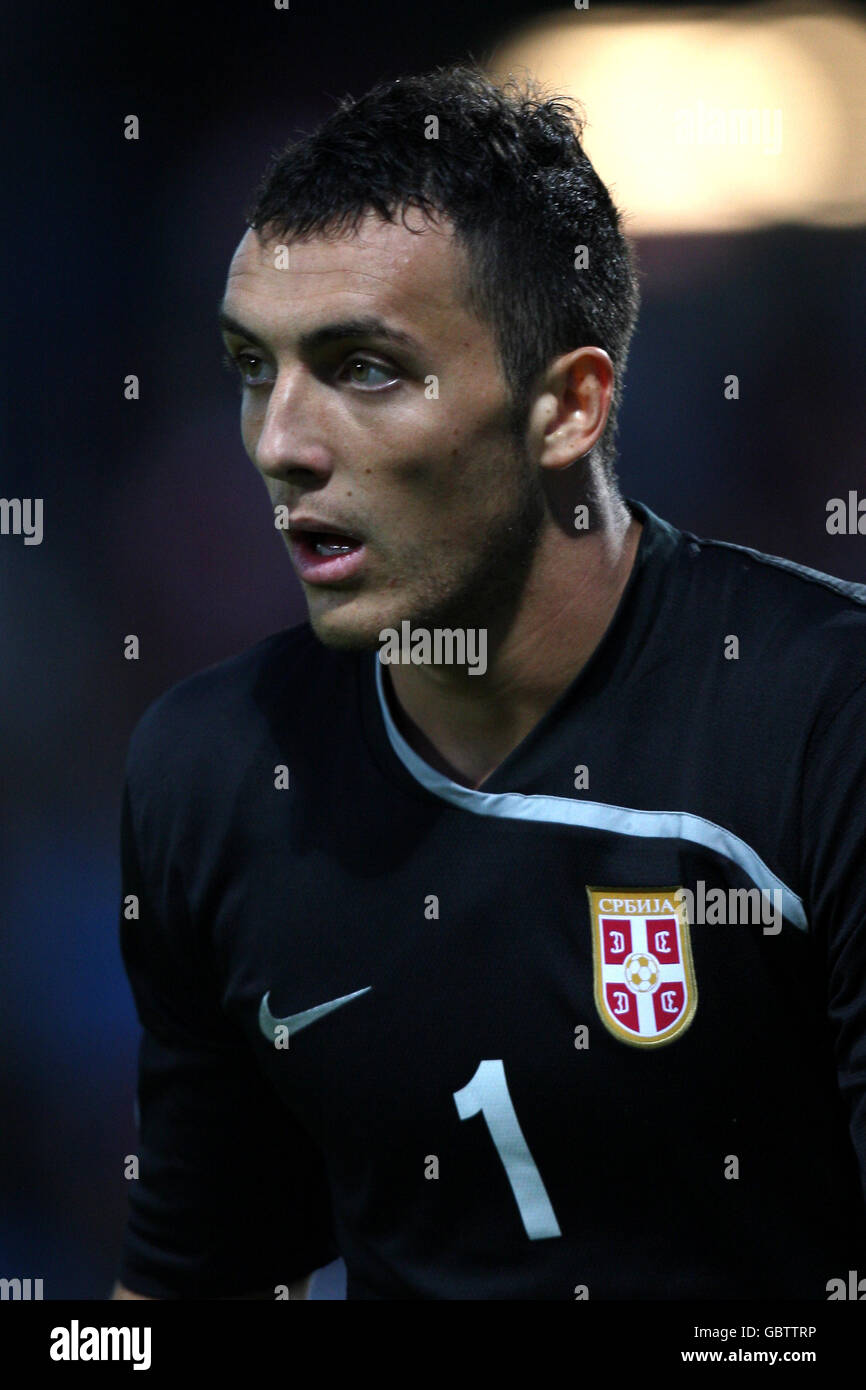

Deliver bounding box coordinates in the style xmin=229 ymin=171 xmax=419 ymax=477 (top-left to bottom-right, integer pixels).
xmin=453 ymin=1058 xmax=562 ymax=1241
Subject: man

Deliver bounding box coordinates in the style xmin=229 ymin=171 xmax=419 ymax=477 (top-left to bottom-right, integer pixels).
xmin=113 ymin=64 xmax=866 ymax=1300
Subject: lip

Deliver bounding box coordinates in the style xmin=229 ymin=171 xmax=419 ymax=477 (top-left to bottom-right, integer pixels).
xmin=288 ymin=529 xmax=367 ymax=585
xmin=288 ymin=516 xmax=362 ymax=541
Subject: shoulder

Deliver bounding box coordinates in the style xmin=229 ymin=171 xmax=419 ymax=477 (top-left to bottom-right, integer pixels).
xmin=677 ymin=518 xmax=866 ymax=614
xmin=669 ymin=511 xmax=866 ymax=712
xmin=123 ymin=622 xmax=355 ymax=794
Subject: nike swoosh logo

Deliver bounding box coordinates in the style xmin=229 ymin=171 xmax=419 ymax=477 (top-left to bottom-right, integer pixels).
xmin=258 ymin=986 xmax=371 ymax=1042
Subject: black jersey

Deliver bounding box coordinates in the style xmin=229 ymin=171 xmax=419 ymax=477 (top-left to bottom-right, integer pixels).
xmin=116 ymin=498 xmax=866 ymax=1299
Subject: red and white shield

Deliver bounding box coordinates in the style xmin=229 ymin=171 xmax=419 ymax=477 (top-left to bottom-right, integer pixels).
xmin=586 ymin=887 xmax=697 ymax=1046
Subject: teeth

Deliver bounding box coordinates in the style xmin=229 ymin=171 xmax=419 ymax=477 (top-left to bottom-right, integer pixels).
xmin=315 ymin=541 xmax=353 ymax=556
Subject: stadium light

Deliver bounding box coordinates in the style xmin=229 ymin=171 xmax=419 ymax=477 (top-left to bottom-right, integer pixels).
xmin=487 ymin=3 xmax=866 ymax=232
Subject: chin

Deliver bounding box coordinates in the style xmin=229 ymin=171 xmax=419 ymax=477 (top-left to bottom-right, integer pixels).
xmin=306 ymin=597 xmax=390 ymax=652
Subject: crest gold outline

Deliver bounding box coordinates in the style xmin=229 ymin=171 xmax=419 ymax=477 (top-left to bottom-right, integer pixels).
xmin=586 ymin=886 xmax=698 ymax=1048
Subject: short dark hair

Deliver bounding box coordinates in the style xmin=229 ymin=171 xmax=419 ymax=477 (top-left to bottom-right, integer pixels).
xmin=246 ymin=63 xmax=640 ymax=481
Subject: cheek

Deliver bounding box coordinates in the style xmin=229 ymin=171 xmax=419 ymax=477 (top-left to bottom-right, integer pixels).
xmin=240 ymin=406 xmax=262 ymax=462
xmin=392 ymin=422 xmax=475 ymax=491
xmin=419 ymin=429 xmax=503 ymax=509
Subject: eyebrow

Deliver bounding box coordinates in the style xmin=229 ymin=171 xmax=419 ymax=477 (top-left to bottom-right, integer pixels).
xmin=217 ymin=307 xmax=424 ymax=357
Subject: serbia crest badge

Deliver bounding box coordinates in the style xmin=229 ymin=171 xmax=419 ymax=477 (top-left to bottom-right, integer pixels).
xmin=586 ymin=886 xmax=697 ymax=1047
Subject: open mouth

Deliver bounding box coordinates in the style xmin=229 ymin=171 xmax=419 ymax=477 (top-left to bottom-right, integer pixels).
xmin=303 ymin=530 xmax=363 ymax=557
xmin=288 ymin=528 xmax=367 ymax=583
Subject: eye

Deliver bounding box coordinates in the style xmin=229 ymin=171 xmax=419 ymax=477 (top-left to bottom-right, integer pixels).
xmin=222 ymin=350 xmax=273 ymax=390
xmin=339 ymin=356 xmax=399 ymax=389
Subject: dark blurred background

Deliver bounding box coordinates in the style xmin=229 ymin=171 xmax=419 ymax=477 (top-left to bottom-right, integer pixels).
xmin=2 ymin=0 xmax=864 ymax=1300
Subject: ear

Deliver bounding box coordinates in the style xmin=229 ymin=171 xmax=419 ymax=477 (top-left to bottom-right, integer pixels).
xmin=529 ymin=347 xmax=615 ymax=471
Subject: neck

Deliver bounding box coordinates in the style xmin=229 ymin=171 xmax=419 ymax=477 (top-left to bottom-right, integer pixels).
xmin=385 ymin=490 xmax=642 ymax=790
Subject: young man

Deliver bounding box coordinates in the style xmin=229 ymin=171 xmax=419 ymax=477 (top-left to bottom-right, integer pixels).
xmin=113 ymin=64 xmax=866 ymax=1300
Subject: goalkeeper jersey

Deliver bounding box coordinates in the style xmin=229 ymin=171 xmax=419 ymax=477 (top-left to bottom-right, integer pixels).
xmin=116 ymin=497 xmax=866 ymax=1299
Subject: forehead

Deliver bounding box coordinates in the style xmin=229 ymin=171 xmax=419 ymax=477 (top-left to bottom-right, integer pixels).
xmin=222 ymin=210 xmax=488 ymax=350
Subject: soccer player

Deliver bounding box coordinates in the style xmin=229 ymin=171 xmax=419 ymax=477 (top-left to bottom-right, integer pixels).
xmin=112 ymin=64 xmax=866 ymax=1300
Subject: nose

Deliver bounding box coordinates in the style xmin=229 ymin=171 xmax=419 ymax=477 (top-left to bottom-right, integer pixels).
xmin=251 ymin=365 xmax=333 ymax=483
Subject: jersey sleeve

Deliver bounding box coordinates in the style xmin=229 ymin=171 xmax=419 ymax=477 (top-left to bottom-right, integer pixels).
xmin=115 ymin=752 xmax=339 ymax=1298
xmin=800 ymin=672 xmax=866 ymax=1209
